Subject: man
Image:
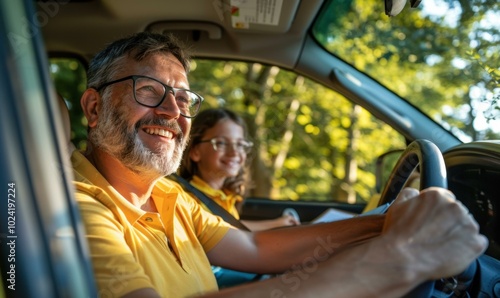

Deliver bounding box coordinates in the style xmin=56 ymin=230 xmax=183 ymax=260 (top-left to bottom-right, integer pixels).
xmin=72 ymin=32 xmax=487 ymax=297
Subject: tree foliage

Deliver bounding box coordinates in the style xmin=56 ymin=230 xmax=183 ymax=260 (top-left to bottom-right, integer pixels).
xmin=314 ymin=0 xmax=500 ymax=141
xmin=188 ymin=60 xmax=404 ymax=203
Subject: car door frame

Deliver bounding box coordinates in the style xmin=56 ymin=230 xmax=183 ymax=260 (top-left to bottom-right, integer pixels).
xmin=0 ymin=1 xmax=95 ymax=297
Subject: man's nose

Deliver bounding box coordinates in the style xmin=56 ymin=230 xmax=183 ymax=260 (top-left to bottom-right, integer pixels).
xmin=154 ymin=92 xmax=181 ymax=119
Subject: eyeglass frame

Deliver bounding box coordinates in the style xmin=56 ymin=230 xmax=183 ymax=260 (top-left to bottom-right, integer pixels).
xmin=95 ymin=75 xmax=204 ymax=118
xmin=198 ymin=137 xmax=254 ymax=154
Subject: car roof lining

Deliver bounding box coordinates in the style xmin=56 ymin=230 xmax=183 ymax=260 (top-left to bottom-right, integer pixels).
xmin=41 ymin=0 xmax=324 ymax=69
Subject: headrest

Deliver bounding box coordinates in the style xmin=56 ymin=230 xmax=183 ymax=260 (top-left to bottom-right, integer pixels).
xmin=57 ymin=93 xmax=76 ymax=154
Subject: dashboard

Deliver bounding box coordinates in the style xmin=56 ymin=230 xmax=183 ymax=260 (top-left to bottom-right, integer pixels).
xmin=444 ymin=141 xmax=500 ymax=259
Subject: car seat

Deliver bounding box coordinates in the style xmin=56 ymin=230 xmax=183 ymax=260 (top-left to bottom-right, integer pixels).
xmin=56 ymin=93 xmax=76 ymax=155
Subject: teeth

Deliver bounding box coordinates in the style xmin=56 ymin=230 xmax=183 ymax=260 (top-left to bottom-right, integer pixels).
xmin=145 ymin=128 xmax=173 ymax=138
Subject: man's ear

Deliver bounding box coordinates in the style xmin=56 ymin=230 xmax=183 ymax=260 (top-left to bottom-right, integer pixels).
xmin=81 ymin=89 xmax=101 ymax=128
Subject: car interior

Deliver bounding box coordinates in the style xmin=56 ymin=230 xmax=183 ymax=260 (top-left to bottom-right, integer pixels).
xmin=1 ymin=0 xmax=499 ymax=297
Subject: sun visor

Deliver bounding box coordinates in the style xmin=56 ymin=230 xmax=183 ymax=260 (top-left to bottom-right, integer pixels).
xmin=224 ymin=0 xmax=300 ymax=33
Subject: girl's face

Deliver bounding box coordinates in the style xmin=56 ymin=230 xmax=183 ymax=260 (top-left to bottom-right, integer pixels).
xmin=189 ymin=119 xmax=250 ymax=189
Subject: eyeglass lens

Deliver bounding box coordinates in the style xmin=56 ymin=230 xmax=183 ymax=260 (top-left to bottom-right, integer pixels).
xmin=134 ymin=76 xmax=202 ymax=117
xmin=211 ymin=138 xmax=252 ymax=153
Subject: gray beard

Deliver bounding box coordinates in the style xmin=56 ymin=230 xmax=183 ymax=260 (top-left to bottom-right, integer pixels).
xmin=89 ymin=99 xmax=186 ymax=177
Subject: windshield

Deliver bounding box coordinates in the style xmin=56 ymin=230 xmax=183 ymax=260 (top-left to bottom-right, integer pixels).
xmin=313 ymin=0 xmax=500 ymax=142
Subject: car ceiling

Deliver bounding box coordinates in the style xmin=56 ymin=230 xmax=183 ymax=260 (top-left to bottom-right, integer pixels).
xmin=40 ymin=0 xmax=324 ymax=68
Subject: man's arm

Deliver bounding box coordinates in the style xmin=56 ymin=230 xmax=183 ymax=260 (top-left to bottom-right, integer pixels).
xmin=208 ymin=214 xmax=384 ymax=273
xmin=204 ymin=187 xmax=487 ymax=298
xmin=205 ymin=235 xmax=422 ymax=298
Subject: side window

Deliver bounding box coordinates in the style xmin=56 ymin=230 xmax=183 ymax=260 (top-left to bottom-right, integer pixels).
xmin=48 ymin=57 xmax=406 ymax=204
xmin=189 ymin=59 xmax=406 ymax=204
xmin=49 ymin=57 xmax=88 ymax=150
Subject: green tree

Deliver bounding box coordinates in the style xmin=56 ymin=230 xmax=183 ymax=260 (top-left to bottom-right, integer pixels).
xmin=190 ymin=59 xmax=404 ymax=203
xmin=314 ymin=0 xmax=500 ymax=141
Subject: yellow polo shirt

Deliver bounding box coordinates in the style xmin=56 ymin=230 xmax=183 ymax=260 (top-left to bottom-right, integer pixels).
xmin=189 ymin=175 xmax=243 ymax=219
xmin=71 ymin=151 xmax=232 ymax=297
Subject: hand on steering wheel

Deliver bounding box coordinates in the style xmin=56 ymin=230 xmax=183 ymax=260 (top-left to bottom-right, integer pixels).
xmin=378 ymin=139 xmax=447 ymax=297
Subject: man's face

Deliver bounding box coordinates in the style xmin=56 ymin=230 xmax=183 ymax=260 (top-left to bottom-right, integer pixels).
xmin=90 ymin=53 xmax=191 ymax=176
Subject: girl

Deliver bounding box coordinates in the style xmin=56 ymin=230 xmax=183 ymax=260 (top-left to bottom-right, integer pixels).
xmin=179 ymin=108 xmax=300 ymax=231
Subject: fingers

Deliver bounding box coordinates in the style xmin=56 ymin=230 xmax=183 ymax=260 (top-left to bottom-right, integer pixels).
xmin=396 ymin=186 xmax=454 ymax=204
xmin=281 ymin=215 xmax=300 ymax=226
xmin=387 ymin=187 xmax=488 ymax=279
xmin=289 ymin=216 xmax=301 ymax=226
xmin=419 ymin=186 xmax=456 ymax=202
xmin=393 ymin=187 xmax=420 ymax=204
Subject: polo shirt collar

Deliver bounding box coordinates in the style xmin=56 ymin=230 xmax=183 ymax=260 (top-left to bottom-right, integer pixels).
xmin=71 ymin=150 xmax=170 ymax=225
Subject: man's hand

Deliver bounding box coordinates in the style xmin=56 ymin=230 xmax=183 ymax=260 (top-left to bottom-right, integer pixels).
xmin=383 ymin=187 xmax=488 ymax=281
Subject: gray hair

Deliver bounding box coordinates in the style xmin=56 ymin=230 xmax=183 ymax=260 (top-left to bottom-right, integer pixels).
xmin=87 ymin=32 xmax=191 ymax=90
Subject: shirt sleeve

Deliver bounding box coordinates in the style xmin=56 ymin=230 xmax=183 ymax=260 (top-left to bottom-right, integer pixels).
xmin=180 ymin=191 xmax=233 ymax=252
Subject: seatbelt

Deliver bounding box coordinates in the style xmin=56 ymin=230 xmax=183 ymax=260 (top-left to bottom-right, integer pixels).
xmin=169 ymin=174 xmax=250 ymax=231
xmin=170 ymin=175 xmax=266 ymax=283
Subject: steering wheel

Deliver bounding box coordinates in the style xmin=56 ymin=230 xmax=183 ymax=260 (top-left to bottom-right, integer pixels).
xmin=377 ymin=139 xmax=448 ymax=297
xmin=378 ymin=139 xmax=447 ymax=206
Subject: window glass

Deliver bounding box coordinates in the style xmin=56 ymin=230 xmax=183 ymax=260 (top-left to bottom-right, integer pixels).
xmin=48 ymin=57 xmax=406 ymax=204
xmin=189 ymin=60 xmax=406 ymax=204
xmin=313 ymin=0 xmax=500 ymax=142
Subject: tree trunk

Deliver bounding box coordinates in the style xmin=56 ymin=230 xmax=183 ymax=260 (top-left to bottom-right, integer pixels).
xmin=335 ymin=104 xmax=360 ymax=203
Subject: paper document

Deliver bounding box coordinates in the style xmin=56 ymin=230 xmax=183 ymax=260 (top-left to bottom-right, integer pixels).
xmin=310 ymin=208 xmax=355 ymax=224
xmin=310 ymin=202 xmax=391 ymax=224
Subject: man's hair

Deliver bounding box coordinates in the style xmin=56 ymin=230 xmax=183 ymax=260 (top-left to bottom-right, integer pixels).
xmin=179 ymin=108 xmax=252 ymax=195
xmin=87 ymin=32 xmax=191 ymax=90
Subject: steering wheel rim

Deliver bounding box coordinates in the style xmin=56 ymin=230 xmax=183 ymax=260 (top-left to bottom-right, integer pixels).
xmin=378 ymin=139 xmax=447 ymax=298
xmin=378 ymin=139 xmax=448 ymax=206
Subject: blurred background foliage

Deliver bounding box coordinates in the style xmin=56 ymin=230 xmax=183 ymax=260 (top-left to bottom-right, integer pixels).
xmin=188 ymin=60 xmax=404 ymax=203
xmin=314 ymin=0 xmax=500 ymax=141
xmin=49 ymin=0 xmax=499 ymax=204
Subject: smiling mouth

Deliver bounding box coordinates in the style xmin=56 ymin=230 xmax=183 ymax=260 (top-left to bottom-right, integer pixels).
xmin=224 ymin=160 xmax=241 ymax=167
xmin=144 ymin=128 xmax=173 ymax=138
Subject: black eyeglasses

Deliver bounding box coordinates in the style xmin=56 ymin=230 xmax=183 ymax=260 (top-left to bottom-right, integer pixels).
xmin=96 ymin=75 xmax=204 ymax=118
xmin=198 ymin=138 xmax=253 ymax=154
